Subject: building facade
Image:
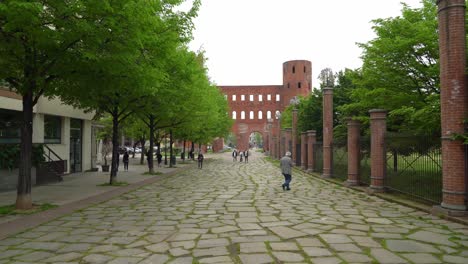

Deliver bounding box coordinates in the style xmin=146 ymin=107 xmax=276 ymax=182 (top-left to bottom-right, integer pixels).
xmin=0 ymin=88 xmax=96 ymax=191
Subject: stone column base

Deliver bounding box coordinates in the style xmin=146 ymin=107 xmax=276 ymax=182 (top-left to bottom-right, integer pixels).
xmin=432 ymin=205 xmax=468 ymax=217
xmin=307 ymin=169 xmax=314 ymax=173
xmin=344 ymin=180 xmax=358 ymax=187
xmin=366 ymin=186 xmax=385 ymax=194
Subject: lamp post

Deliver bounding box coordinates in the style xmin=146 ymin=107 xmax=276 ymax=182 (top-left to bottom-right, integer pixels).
xmin=290 ymin=96 xmax=300 ymax=165
xmin=275 ymin=110 xmax=281 ymax=159
xmin=267 ymin=118 xmax=273 ymax=156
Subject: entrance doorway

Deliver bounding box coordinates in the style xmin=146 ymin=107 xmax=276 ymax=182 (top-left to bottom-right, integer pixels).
xmin=70 ymin=118 xmax=82 ymax=173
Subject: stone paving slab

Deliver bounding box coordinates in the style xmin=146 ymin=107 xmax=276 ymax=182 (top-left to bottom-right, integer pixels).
xmin=0 ymin=151 xmax=468 ymax=263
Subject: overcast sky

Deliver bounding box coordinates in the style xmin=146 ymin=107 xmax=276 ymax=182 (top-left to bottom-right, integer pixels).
xmin=187 ymin=0 xmax=424 ymax=87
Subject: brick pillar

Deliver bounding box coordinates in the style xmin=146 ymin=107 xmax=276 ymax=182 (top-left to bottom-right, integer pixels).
xmin=292 ymin=109 xmax=298 ymax=165
xmin=436 ymin=0 xmax=468 ymax=212
xmin=346 ymin=119 xmax=361 ymax=186
xmin=369 ymin=109 xmax=387 ymax=192
xmin=322 ymin=87 xmax=333 ymax=178
xmin=300 ymin=132 xmax=307 ymax=169
xmin=285 ymin=128 xmax=292 ymax=157
xmin=307 ymin=130 xmax=316 ymax=172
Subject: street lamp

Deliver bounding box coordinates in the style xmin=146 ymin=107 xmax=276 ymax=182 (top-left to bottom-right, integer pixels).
xmin=290 ymin=96 xmax=300 ymax=165
xmin=275 ymin=110 xmax=281 ymax=159
xmin=267 ymin=118 xmax=273 ymax=156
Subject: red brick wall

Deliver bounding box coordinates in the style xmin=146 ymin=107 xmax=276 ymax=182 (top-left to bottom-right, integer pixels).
xmin=218 ymin=60 xmax=312 ymax=151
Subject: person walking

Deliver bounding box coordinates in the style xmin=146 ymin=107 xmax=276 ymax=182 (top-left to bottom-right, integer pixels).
xmin=232 ymin=149 xmax=238 ymax=162
xmin=156 ymin=152 xmax=162 ymax=167
xmin=123 ymin=151 xmax=129 ymax=171
xmin=197 ymin=151 xmax=204 ymax=169
xmin=280 ymin=151 xmax=293 ymax=191
xmin=244 ymin=149 xmax=249 ymax=163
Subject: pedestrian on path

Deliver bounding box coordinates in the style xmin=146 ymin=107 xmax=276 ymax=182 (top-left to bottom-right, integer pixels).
xmin=244 ymin=149 xmax=249 ymax=163
xmin=197 ymin=151 xmax=204 ymax=169
xmin=239 ymin=151 xmax=244 ymax=162
xmin=232 ymin=149 xmax=238 ymax=162
xmin=157 ymin=152 xmax=163 ymax=167
xmin=280 ymin=151 xmax=293 ymax=191
xmin=123 ymin=151 xmax=129 ymax=171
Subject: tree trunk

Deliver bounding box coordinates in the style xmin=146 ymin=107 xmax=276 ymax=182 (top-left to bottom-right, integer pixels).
xmin=191 ymin=142 xmax=195 ymax=160
xmin=148 ymin=115 xmax=155 ymax=173
xmin=16 ymin=91 xmax=34 ymax=210
xmin=140 ymin=137 xmax=145 ymax=165
xmin=182 ymin=139 xmax=186 ymax=161
xmin=110 ymin=109 xmax=119 ymax=184
xmin=169 ymin=129 xmax=174 ymax=167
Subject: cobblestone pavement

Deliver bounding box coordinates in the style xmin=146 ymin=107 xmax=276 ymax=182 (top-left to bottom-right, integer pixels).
xmin=1 ymin=151 xmax=468 ymax=263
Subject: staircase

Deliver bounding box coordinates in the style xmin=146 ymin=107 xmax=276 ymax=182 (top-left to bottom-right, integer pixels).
xmin=36 ymin=145 xmax=67 ymax=185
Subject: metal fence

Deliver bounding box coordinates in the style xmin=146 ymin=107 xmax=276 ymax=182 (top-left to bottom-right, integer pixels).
xmin=313 ymin=142 xmax=323 ymax=173
xmin=332 ymin=139 xmax=347 ymax=180
xmin=385 ymin=133 xmax=442 ymax=204
xmin=360 ymin=135 xmax=371 ymax=185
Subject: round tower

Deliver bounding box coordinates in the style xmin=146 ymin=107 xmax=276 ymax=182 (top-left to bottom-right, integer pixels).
xmin=281 ymin=60 xmax=312 ymax=108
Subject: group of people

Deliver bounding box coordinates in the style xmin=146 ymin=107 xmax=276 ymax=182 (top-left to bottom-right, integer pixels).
xmin=231 ymin=149 xmax=249 ymax=163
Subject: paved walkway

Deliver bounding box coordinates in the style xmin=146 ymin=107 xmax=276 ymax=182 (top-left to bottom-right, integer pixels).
xmin=1 ymin=151 xmax=468 ymax=263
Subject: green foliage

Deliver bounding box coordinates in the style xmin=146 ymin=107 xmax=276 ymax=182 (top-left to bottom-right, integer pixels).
xmin=97 ymin=181 xmax=128 ymax=187
xmin=0 ymin=144 xmax=44 ymax=170
xmin=337 ymin=0 xmax=440 ymax=137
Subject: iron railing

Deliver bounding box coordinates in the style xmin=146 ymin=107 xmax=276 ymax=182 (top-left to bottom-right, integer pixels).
xmin=360 ymin=136 xmax=371 ymax=185
xmin=313 ymin=142 xmax=323 ymax=173
xmin=385 ymin=133 xmax=442 ymax=204
xmin=332 ymin=139 xmax=347 ymax=180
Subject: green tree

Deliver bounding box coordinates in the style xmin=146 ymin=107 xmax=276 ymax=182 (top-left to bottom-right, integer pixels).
xmin=0 ymin=0 xmax=99 ymax=209
xmin=339 ymin=0 xmax=440 ymax=136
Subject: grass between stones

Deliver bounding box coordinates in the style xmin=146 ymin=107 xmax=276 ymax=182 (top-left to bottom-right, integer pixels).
xmin=0 ymin=203 xmax=57 ymax=215
xmin=97 ymin=181 xmax=129 ymax=187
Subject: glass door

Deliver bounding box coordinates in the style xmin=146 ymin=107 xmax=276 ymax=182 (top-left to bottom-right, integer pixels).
xmin=70 ymin=119 xmax=82 ymax=173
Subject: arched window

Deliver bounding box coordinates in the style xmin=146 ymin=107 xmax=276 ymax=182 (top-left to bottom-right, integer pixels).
xmin=276 ymin=94 xmax=280 ymax=101
xmin=267 ymin=94 xmax=271 ymax=101
xmin=292 ymin=66 xmax=295 ymax=74
xmin=232 ymin=95 xmax=236 ymax=101
xmin=241 ymin=95 xmax=245 ymax=101
xmin=258 ymin=95 xmax=263 ymax=101
xmin=249 ymin=94 xmax=254 ymax=101
xmin=258 ymin=111 xmax=263 ymax=119
xmin=249 ymin=111 xmax=254 ymax=119
xmin=267 ymin=111 xmax=272 ymax=119
xmin=232 ymin=111 xmax=237 ymax=119
xmin=241 ymin=111 xmax=245 ymax=119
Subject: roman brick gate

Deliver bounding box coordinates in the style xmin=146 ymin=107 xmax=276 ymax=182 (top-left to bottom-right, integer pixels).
xmin=217 ymin=60 xmax=312 ymax=152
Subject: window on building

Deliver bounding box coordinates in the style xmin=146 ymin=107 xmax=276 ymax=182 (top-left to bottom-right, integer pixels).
xmin=232 ymin=94 xmax=236 ymax=101
xmin=258 ymin=95 xmax=263 ymax=101
xmin=0 ymin=109 xmax=21 ymax=143
xmin=304 ymin=66 xmax=306 ymax=72
xmin=292 ymin=66 xmax=295 ymax=74
xmin=287 ymin=83 xmax=290 ymax=89
xmin=276 ymin=94 xmax=280 ymax=101
xmin=298 ymin=82 xmax=301 ymax=88
xmin=258 ymin=111 xmax=263 ymax=119
xmin=241 ymin=95 xmax=245 ymax=101
xmin=44 ymin=115 xmax=62 ymax=144
xmin=241 ymin=111 xmax=245 ymax=119
xmin=267 ymin=111 xmax=272 ymax=119
xmin=224 ymin=95 xmax=227 ymax=100
xmin=267 ymin=94 xmax=271 ymax=101
xmin=232 ymin=111 xmax=237 ymax=119
xmin=249 ymin=111 xmax=254 ymax=119
xmin=249 ymin=94 xmax=254 ymax=101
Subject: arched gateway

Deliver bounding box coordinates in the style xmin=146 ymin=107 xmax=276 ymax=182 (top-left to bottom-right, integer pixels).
xmin=215 ymin=60 xmax=312 ymax=152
